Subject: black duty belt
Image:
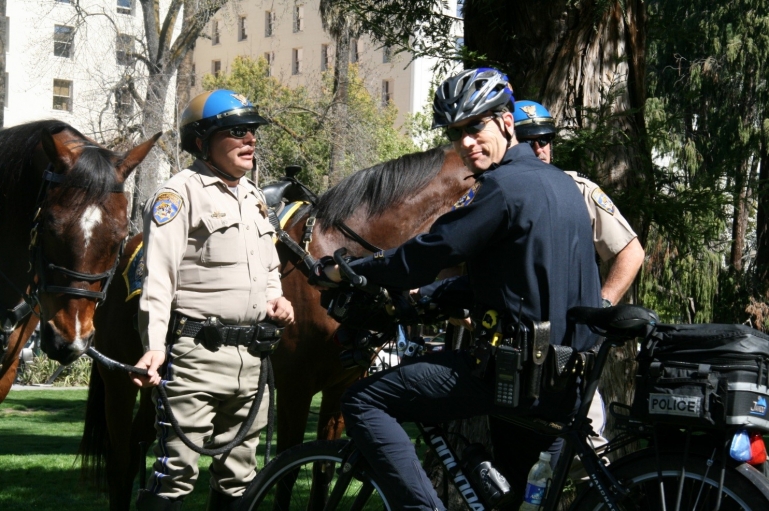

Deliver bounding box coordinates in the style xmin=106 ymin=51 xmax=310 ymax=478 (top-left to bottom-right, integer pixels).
xmin=172 ymin=315 xmax=284 ymax=354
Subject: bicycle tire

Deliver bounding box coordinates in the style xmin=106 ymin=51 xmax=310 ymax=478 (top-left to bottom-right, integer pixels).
xmin=572 ymin=451 xmax=769 ymax=511
xmin=240 ymin=439 xmax=393 ymax=511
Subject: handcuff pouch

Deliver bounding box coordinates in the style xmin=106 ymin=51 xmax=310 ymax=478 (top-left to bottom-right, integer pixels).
xmin=525 ymin=321 xmax=551 ymax=400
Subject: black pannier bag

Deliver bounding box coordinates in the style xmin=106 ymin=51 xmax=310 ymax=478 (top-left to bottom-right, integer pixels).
xmin=631 ymin=323 xmax=769 ymax=431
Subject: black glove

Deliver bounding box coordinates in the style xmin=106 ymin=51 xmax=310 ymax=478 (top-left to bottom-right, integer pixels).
xmin=308 ymin=256 xmax=340 ymax=288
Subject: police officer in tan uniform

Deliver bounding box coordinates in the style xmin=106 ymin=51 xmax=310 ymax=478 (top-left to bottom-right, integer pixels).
xmin=131 ymin=89 xmax=294 ymax=511
xmin=514 ymin=99 xmax=645 ymax=476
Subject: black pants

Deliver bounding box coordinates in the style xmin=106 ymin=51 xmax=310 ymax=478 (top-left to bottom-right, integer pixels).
xmin=340 ymin=349 xmax=578 ymax=511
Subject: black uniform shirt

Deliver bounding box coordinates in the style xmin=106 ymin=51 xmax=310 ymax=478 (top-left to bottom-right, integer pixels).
xmin=349 ymin=143 xmax=601 ymax=351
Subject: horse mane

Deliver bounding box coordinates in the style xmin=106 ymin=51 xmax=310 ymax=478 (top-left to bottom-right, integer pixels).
xmin=316 ymin=146 xmax=448 ymax=230
xmin=0 ymin=119 xmax=122 ymax=212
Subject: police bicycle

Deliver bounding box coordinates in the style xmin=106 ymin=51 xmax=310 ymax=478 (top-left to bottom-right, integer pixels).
xmin=239 ymin=250 xmax=769 ymax=511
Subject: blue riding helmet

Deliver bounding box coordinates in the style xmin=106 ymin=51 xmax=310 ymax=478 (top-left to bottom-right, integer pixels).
xmin=432 ymin=68 xmax=515 ymax=129
xmin=513 ymin=100 xmax=556 ymax=139
xmin=180 ymin=89 xmax=268 ymax=158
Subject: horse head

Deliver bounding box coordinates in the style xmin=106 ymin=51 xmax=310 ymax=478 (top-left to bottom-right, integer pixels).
xmin=34 ymin=127 xmax=160 ymax=365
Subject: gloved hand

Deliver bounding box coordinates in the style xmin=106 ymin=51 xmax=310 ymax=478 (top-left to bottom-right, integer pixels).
xmin=309 ymin=256 xmax=340 ymax=288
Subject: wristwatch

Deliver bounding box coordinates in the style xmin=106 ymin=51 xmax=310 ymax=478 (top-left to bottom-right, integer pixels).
xmin=602 ymin=298 xmax=613 ymax=308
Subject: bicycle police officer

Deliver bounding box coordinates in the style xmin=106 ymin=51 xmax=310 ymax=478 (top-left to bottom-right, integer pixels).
xmin=131 ymin=90 xmax=294 ymax=511
xmin=320 ymin=68 xmax=602 ymax=509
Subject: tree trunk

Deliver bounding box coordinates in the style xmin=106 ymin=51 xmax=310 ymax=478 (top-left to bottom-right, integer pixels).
xmin=328 ymin=29 xmax=350 ymax=189
xmin=0 ymin=0 xmax=5 ymax=128
xmin=730 ymin=160 xmax=750 ymax=271
xmin=130 ymin=71 xmax=172 ymax=232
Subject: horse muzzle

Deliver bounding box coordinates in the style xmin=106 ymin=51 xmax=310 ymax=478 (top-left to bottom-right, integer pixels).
xmin=40 ymin=320 xmax=93 ymax=364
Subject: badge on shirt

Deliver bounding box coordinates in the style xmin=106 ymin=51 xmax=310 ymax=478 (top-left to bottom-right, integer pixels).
xmin=152 ymin=192 xmax=183 ymax=225
xmin=452 ymin=181 xmax=481 ymax=210
xmin=591 ymin=188 xmax=616 ymax=215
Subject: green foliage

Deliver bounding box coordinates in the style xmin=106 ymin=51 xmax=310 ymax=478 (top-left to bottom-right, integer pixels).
xmin=641 ymin=0 xmax=769 ymax=323
xmin=203 ymin=56 xmax=416 ymax=191
xmin=16 ymin=355 xmax=92 ymax=387
xmin=404 ymin=81 xmax=450 ymax=151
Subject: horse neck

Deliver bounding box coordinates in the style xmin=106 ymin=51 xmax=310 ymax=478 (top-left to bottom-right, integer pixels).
xmin=335 ymin=149 xmax=473 ymax=254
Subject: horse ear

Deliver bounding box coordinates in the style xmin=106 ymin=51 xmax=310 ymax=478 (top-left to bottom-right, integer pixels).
xmin=40 ymin=128 xmax=76 ymax=173
xmin=117 ymin=132 xmax=162 ymax=181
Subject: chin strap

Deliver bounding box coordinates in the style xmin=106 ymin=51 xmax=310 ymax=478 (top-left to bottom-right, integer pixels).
xmin=204 ymin=161 xmax=242 ymax=182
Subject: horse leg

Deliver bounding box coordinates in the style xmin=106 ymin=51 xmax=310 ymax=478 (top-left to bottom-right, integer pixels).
xmin=275 ymin=381 xmax=314 ymax=454
xmin=0 ymin=314 xmax=40 ymax=402
xmin=128 ymin=388 xmax=157 ymax=494
xmin=316 ymin=374 xmax=364 ymax=442
xmin=101 ymin=366 xmax=140 ymax=511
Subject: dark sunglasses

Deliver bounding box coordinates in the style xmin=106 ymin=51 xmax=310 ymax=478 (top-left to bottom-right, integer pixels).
xmin=524 ymin=135 xmax=555 ymax=148
xmin=445 ymin=117 xmax=495 ymax=142
xmin=227 ymin=126 xmax=258 ymax=139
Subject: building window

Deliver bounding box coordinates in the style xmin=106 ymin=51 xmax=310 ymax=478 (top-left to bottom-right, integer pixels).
xmin=456 ymin=37 xmax=465 ymax=51
xmin=292 ymin=48 xmax=303 ymax=75
xmin=293 ymin=5 xmax=304 ymax=32
xmin=53 ymin=79 xmax=72 ymax=111
xmin=212 ymin=20 xmax=220 ymax=45
xmin=56 ymin=0 xmax=70 ymax=3
xmin=116 ymin=33 xmax=133 ymax=65
xmin=350 ymin=39 xmax=359 ymax=63
xmin=264 ymin=52 xmax=274 ymax=77
xmin=212 ymin=60 xmax=221 ymax=77
xmin=456 ymin=0 xmax=464 ymax=17
xmin=191 ymin=63 xmax=195 ymax=87
xmin=265 ymin=11 xmax=274 ymax=37
xmin=53 ymin=25 xmax=74 ymax=58
xmin=382 ymin=79 xmax=393 ymax=106
xmin=115 ymin=87 xmax=133 ymax=116
xmin=117 ymin=0 xmax=132 ymax=15
xmin=321 ymin=44 xmax=330 ymax=71
xmin=382 ymin=46 xmax=392 ymax=64
xmin=238 ymin=16 xmax=247 ymax=41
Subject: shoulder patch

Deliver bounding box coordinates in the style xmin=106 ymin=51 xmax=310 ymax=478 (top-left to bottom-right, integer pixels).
xmin=591 ymin=188 xmax=616 ymax=215
xmin=152 ymin=191 xmax=183 ymax=225
xmin=452 ymin=181 xmax=481 ymax=210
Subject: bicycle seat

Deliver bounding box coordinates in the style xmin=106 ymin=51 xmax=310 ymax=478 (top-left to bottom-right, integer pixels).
xmin=568 ymin=305 xmax=659 ymax=338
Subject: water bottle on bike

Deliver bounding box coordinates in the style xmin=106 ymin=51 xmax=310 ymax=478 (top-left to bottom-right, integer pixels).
xmin=519 ymin=451 xmax=553 ymax=510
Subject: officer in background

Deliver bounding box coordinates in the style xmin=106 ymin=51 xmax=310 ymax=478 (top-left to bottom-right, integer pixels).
xmin=513 ymin=100 xmax=645 ymax=307
xmin=320 ymin=68 xmax=601 ymax=510
xmin=513 ymin=100 xmax=645 ymax=475
xmin=131 ymin=90 xmax=294 ymax=511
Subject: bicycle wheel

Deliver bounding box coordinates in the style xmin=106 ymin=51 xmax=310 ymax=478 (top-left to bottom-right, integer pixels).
xmin=573 ymin=451 xmax=769 ymax=510
xmin=240 ymin=439 xmax=393 ymax=511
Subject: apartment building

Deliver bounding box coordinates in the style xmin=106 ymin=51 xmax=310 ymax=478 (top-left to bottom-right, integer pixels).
xmin=1 ymin=0 xmax=176 ymax=142
xmin=192 ymin=0 xmax=462 ymax=129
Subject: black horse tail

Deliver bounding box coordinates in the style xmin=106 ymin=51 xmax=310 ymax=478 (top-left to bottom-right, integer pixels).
xmin=78 ymin=361 xmax=109 ymax=491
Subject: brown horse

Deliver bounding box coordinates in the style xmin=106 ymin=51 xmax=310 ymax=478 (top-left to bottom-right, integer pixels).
xmin=78 ymin=146 xmax=473 ymax=510
xmin=0 ymin=120 xmax=158 ymax=402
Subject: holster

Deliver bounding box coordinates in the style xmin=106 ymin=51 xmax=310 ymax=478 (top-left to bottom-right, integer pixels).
xmin=525 ymin=321 xmax=550 ymax=399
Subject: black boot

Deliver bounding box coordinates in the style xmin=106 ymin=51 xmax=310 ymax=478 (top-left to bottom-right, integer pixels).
xmin=205 ymin=487 xmax=244 ymax=511
xmin=136 ymin=490 xmax=183 ymax=511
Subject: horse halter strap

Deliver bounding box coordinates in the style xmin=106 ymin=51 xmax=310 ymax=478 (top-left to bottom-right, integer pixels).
xmin=27 ymin=165 xmax=126 ymax=307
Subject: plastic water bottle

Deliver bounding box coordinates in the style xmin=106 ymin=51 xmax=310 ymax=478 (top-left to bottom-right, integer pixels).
xmin=519 ymin=451 xmax=553 ymax=511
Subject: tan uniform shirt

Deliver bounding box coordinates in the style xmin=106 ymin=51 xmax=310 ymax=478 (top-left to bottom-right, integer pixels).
xmin=139 ymin=159 xmax=281 ymax=352
xmin=566 ymin=171 xmax=637 ymax=262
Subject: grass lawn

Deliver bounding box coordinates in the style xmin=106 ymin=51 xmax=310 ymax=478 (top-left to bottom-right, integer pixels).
xmin=0 ymin=388 xmax=329 ymax=510
xmin=0 ymin=388 xmax=424 ymax=510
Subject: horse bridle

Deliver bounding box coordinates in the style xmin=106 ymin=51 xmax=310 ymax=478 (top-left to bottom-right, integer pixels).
xmin=26 ymin=166 xmax=126 ymax=309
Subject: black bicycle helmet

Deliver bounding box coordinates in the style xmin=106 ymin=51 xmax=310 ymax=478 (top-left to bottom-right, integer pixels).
xmin=179 ymin=89 xmax=268 ymax=158
xmin=432 ymin=68 xmax=515 ymax=129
